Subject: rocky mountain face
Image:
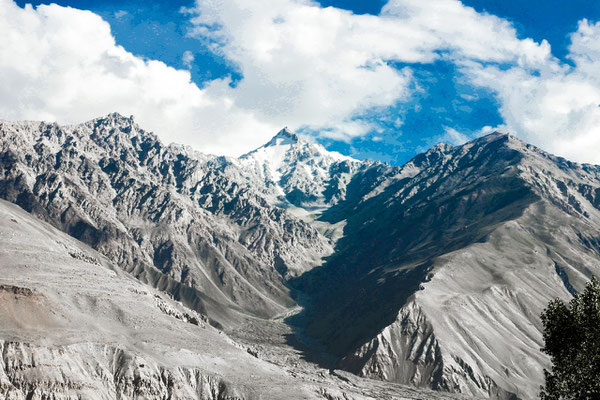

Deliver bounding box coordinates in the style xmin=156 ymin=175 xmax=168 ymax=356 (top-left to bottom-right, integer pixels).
xmin=1 ymin=114 xmax=600 ymax=399
xmin=0 ymin=114 xmax=332 ymax=328
xmin=290 ymin=133 xmax=600 ymax=399
xmin=0 ymin=198 xmax=467 ymax=400
xmin=236 ymin=127 xmax=358 ymax=213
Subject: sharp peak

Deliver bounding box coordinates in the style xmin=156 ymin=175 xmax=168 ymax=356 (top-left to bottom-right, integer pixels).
xmin=427 ymin=142 xmax=454 ymax=153
xmin=263 ymin=127 xmax=302 ymax=147
xmin=79 ymin=112 xmax=138 ymax=131
xmin=98 ymin=112 xmax=136 ymax=123
xmin=276 ymin=126 xmax=296 ymax=137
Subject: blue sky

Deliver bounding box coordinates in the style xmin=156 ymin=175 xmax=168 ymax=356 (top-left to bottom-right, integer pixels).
xmin=6 ymin=0 xmax=600 ymax=164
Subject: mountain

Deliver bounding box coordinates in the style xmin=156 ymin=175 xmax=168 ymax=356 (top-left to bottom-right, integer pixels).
xmin=0 ymin=114 xmax=332 ymax=328
xmin=1 ymin=114 xmax=600 ymax=399
xmin=235 ymin=127 xmax=363 ymax=250
xmin=0 ymin=198 xmax=465 ymax=399
xmin=290 ymin=133 xmax=600 ymax=399
xmin=237 ymin=127 xmax=357 ymax=215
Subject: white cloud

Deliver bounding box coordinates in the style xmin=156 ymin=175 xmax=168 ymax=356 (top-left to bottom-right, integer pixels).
xmin=189 ymin=1 xmax=415 ymax=138
xmin=188 ymin=0 xmax=551 ymax=144
xmin=381 ymin=0 xmax=551 ymax=68
xmin=441 ymin=127 xmax=470 ymax=145
xmin=465 ymin=19 xmax=600 ymax=163
xmin=1 ymin=0 xmax=599 ymax=163
xmin=0 ymin=0 xmax=278 ymax=156
xmin=182 ymin=50 xmax=195 ymax=69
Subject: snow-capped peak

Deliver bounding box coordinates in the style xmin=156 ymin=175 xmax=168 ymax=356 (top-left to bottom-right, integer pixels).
xmin=263 ymin=127 xmax=299 ymax=147
xmin=237 ymin=128 xmax=359 ymax=212
xmin=239 ymin=128 xmax=298 ymax=184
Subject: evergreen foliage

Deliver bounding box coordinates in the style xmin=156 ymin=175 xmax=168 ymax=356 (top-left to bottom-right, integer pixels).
xmin=540 ymin=277 xmax=600 ymax=399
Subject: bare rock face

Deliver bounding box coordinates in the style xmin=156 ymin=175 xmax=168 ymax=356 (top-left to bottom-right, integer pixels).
xmin=292 ymin=133 xmax=600 ymax=399
xmin=0 ymin=341 xmax=248 ymax=400
xmin=0 ymin=114 xmax=331 ymax=326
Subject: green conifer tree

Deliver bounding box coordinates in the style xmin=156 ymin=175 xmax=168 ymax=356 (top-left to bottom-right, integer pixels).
xmin=540 ymin=277 xmax=600 ymax=399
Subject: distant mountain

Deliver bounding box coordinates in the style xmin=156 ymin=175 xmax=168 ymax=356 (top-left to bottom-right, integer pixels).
xmin=1 ymin=114 xmax=600 ymax=399
xmin=237 ymin=127 xmax=357 ymax=214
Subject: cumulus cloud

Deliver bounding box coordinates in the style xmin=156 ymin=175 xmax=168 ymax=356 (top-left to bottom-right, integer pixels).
xmin=466 ymin=19 xmax=600 ymax=163
xmin=188 ymin=0 xmax=550 ymax=142
xmin=442 ymin=127 xmax=470 ymax=145
xmin=0 ymin=0 xmax=282 ymax=155
xmin=381 ymin=0 xmax=551 ymax=67
xmin=189 ymin=2 xmax=415 ymax=139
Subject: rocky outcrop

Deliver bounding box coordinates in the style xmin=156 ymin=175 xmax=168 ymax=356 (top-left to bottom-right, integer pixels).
xmin=0 ymin=341 xmax=249 ymax=400
xmin=0 ymin=115 xmax=331 ymax=326
xmin=340 ymin=301 xmax=516 ymax=399
xmin=340 ymin=301 xmax=442 ymax=385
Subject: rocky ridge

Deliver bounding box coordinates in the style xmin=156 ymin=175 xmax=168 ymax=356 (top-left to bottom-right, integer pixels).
xmin=0 ymin=114 xmax=332 ymax=327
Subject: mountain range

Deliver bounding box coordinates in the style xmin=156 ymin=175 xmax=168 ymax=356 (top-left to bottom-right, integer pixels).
xmin=1 ymin=113 xmax=599 ymax=399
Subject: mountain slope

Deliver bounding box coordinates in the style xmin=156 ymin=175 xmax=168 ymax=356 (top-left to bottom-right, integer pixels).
xmin=290 ymin=133 xmax=600 ymax=399
xmin=0 ymin=198 xmax=469 ymax=400
xmin=0 ymin=198 xmax=292 ymax=399
xmin=2 ymin=115 xmax=600 ymax=399
xmin=0 ymin=114 xmax=331 ymax=327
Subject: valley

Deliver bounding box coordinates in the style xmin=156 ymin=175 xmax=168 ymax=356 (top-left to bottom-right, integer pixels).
xmin=1 ymin=114 xmax=600 ymax=399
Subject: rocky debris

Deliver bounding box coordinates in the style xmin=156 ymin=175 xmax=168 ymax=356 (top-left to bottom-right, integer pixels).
xmin=0 ymin=285 xmax=34 ymax=296
xmin=67 ymin=250 xmax=100 ymax=265
xmin=154 ymin=294 xmax=208 ymax=326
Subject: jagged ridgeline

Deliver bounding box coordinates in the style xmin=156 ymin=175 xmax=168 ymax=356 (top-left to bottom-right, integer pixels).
xmin=0 ymin=114 xmax=333 ymax=327
xmin=1 ymin=113 xmax=600 ymax=399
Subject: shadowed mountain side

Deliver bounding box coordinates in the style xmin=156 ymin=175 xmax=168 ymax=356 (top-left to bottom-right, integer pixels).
xmin=289 ymin=134 xmax=538 ymax=357
xmin=288 ymin=133 xmax=600 ymax=399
